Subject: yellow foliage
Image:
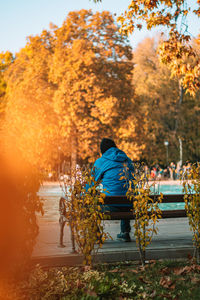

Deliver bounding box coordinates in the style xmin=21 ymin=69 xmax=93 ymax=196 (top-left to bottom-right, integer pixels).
xmin=60 ymin=166 xmax=111 ymax=266
xmin=182 ymin=162 xmax=200 ymax=262
xmin=116 ymin=0 xmax=200 ymax=96
xmin=125 ymin=163 xmax=163 ymax=265
xmin=3 ymin=9 xmax=137 ymax=168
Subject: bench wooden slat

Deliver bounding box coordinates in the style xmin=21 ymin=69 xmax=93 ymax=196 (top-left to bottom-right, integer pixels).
xmin=104 ymin=194 xmax=185 ymax=205
xmin=106 ymin=209 xmax=187 ymax=220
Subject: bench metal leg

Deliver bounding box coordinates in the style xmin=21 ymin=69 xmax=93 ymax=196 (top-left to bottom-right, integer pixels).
xmin=69 ymin=221 xmax=76 ymax=253
xmin=58 ymin=218 xmax=66 ymax=247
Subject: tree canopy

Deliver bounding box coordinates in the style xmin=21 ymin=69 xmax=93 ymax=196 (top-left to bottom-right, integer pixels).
xmin=132 ymin=36 xmax=200 ymax=164
xmin=3 ymin=10 xmax=145 ymax=170
xmin=0 ymin=51 xmax=13 ymax=120
xmin=2 ymin=7 xmax=200 ymax=168
xmin=94 ymin=0 xmax=200 ymax=96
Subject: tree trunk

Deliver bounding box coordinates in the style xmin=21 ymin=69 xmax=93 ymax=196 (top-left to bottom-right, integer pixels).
xmin=69 ymin=124 xmax=77 ymax=252
xmin=178 ymin=137 xmax=183 ymax=167
xmin=70 ymin=125 xmax=77 ymax=179
xmin=174 ymin=81 xmax=184 ymax=165
xmin=137 ymin=232 xmax=145 ymax=266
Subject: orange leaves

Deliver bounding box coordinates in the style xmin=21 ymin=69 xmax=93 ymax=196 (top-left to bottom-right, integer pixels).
xmin=0 ymin=51 xmax=13 ymax=114
xmin=118 ymin=0 xmax=185 ymax=35
xmin=173 ymin=265 xmax=200 ymax=276
xmin=117 ymin=0 xmax=200 ymax=96
xmin=158 ymin=31 xmax=200 ymax=96
xmin=48 ymin=10 xmax=134 ymax=161
xmin=91 ymin=96 xmax=118 ymax=125
xmin=159 ymin=276 xmax=176 ymax=290
xmin=4 ymin=9 xmax=136 ymax=164
xmin=0 ymin=51 xmax=13 ymax=71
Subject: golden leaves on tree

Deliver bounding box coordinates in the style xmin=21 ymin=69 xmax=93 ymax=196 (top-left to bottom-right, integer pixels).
xmin=117 ymin=0 xmax=200 ymax=96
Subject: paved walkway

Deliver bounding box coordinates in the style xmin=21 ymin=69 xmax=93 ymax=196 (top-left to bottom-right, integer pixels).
xmin=32 ymin=217 xmax=194 ymax=267
xmin=32 ymin=182 xmax=194 ymax=266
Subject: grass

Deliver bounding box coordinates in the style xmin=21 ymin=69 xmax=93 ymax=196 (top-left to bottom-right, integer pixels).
xmin=4 ymin=259 xmax=200 ymax=299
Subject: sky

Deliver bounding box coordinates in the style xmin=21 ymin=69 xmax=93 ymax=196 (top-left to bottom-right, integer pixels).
xmin=0 ymin=0 xmax=199 ymax=54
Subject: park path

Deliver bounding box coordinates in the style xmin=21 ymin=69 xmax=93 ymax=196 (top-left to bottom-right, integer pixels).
xmin=32 ymin=181 xmax=194 ymax=266
xmin=32 ymin=217 xmax=194 ymax=266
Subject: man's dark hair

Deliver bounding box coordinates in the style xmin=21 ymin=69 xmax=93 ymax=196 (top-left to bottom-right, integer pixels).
xmin=100 ymin=138 xmax=116 ymax=154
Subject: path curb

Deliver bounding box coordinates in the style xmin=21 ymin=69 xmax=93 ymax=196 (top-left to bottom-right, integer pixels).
xmin=31 ymin=246 xmax=194 ymax=267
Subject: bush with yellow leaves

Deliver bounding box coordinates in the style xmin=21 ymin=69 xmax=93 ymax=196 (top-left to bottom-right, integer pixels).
xmin=60 ymin=166 xmax=110 ymax=266
xmin=125 ymin=163 xmax=163 ymax=266
xmin=182 ymin=162 xmax=200 ymax=263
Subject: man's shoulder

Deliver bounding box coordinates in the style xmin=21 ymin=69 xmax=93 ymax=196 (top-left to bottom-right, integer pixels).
xmin=93 ymin=157 xmax=104 ymax=170
xmin=94 ymin=157 xmax=102 ymax=166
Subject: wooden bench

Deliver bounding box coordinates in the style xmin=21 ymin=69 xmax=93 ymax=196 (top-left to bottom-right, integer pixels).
xmin=58 ymin=194 xmax=186 ymax=250
xmin=104 ymin=194 xmax=186 ymax=219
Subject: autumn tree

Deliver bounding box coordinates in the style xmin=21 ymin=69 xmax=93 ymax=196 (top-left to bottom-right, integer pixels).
xmin=1 ymin=33 xmax=57 ymax=274
xmin=94 ymin=0 xmax=200 ymax=96
xmin=3 ymin=10 xmax=146 ymax=169
xmin=132 ymin=35 xmax=200 ymax=164
xmin=0 ymin=51 xmax=13 ymax=123
xmin=132 ymin=37 xmax=180 ymax=164
xmin=49 ymin=9 xmax=143 ymax=166
xmin=0 ymin=9 xmax=145 ymax=273
xmin=3 ymin=32 xmax=59 ymax=170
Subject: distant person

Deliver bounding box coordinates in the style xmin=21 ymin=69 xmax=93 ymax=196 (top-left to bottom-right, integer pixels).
xmin=91 ymin=138 xmax=135 ymax=242
xmin=169 ymin=162 xmax=176 ymax=180
xmin=150 ymin=168 xmax=156 ymax=179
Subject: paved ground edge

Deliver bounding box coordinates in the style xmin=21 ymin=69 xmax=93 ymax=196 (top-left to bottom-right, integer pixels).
xmin=31 ymin=247 xmax=194 ymax=267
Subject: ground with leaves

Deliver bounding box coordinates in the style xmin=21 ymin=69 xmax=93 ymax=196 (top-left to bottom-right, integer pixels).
xmin=3 ymin=260 xmax=200 ymax=299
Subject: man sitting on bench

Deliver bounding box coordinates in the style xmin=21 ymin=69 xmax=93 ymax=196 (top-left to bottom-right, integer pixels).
xmin=92 ymin=138 xmax=135 ymax=242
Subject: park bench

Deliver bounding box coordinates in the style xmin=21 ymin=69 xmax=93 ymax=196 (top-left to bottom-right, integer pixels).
xmin=59 ymin=194 xmax=186 ymax=251
xmin=103 ymin=194 xmax=186 ymax=219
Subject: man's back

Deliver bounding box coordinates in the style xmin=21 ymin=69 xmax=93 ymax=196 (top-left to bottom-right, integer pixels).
xmin=94 ymin=147 xmax=134 ymax=195
xmin=90 ymin=138 xmax=134 ymax=242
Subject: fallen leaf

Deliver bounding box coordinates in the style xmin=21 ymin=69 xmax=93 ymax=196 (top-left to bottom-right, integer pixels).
xmin=191 ymin=276 xmax=200 ymax=283
xmin=109 ymin=268 xmax=119 ymax=273
xmin=174 ymin=266 xmax=192 ymax=276
xmin=174 ymin=267 xmax=186 ymax=276
xmin=139 ymin=276 xmax=150 ymax=284
xmin=160 ymin=267 xmax=170 ymax=275
xmin=142 ymin=292 xmax=148 ymax=298
xmin=150 ymin=290 xmax=157 ymax=298
xmin=86 ymin=290 xmax=97 ymax=297
xmin=129 ymin=269 xmax=139 ymax=274
xmin=193 ymin=264 xmax=200 ymax=272
xmin=159 ymin=276 xmax=175 ymax=289
xmin=83 ymin=265 xmax=91 ymax=272
xmin=149 ymin=260 xmax=156 ymax=265
xmin=76 ymin=279 xmax=84 ymax=289
xmin=170 ymin=283 xmax=176 ymax=290
xmin=178 ymin=276 xmax=186 ymax=281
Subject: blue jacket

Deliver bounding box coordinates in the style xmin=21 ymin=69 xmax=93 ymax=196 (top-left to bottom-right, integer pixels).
xmin=93 ymin=147 xmax=135 ymax=196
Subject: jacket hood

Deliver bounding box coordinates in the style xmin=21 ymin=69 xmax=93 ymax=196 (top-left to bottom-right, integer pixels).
xmin=102 ymin=147 xmax=128 ymax=162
